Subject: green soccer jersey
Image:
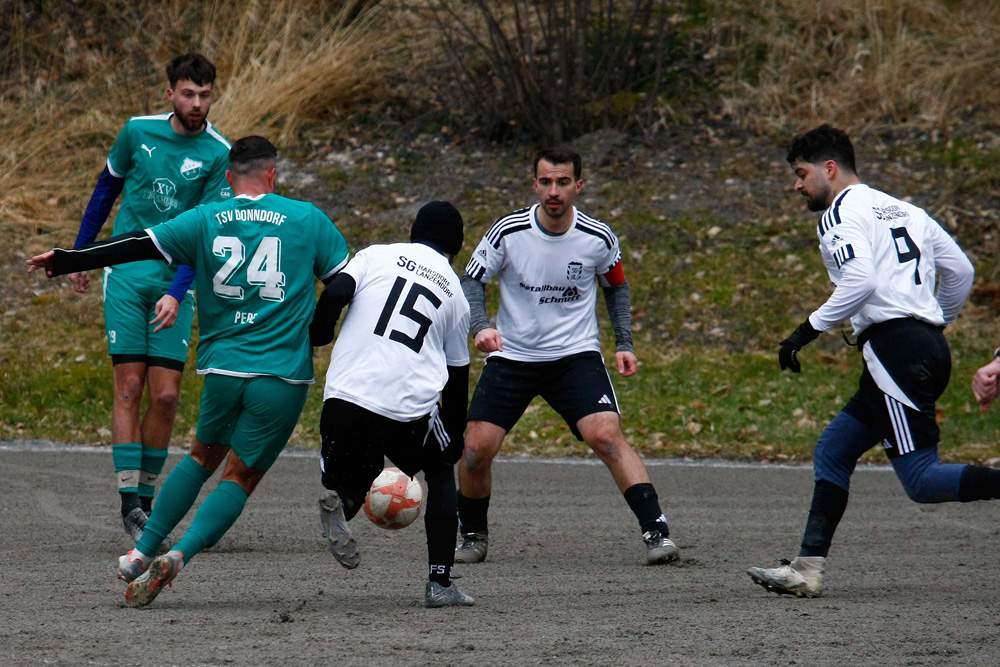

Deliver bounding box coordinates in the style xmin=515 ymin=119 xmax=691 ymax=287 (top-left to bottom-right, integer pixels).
xmin=107 ymin=113 xmax=232 ymax=285
xmin=146 ymin=193 xmax=350 ymax=383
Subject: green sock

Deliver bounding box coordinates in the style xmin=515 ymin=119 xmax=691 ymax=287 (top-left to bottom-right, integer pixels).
xmin=113 ymin=442 xmax=143 ymax=493
xmin=136 ymin=455 xmax=212 ymax=555
xmin=174 ymin=481 xmax=249 ymax=563
xmin=138 ymin=446 xmax=169 ymax=503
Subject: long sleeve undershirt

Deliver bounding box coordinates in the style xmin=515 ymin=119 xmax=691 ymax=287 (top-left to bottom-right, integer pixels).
xmin=460 ymin=275 xmax=491 ymax=336
xmin=602 ymin=280 xmax=634 ymax=353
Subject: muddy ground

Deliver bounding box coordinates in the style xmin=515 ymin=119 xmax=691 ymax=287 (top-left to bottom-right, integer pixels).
xmin=2 ymin=444 xmax=999 ymax=666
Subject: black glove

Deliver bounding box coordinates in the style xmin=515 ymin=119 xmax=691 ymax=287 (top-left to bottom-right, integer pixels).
xmin=779 ymin=319 xmax=821 ymax=373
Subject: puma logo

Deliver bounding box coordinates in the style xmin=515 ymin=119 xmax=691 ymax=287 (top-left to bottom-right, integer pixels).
xmin=142 ymin=144 xmax=156 ymax=157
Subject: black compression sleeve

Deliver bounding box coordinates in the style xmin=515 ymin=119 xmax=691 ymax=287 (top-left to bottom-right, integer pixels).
xmin=309 ymin=272 xmax=357 ymax=346
xmin=49 ymin=231 xmax=164 ymax=277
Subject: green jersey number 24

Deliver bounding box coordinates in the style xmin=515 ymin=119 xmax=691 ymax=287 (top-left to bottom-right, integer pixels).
xmin=212 ymin=236 xmax=286 ymax=302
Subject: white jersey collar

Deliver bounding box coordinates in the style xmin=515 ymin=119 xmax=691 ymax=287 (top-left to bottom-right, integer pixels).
xmin=531 ymin=204 xmax=576 ymax=238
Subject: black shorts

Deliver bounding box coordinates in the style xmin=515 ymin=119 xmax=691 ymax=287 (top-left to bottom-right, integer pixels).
xmin=319 ymin=398 xmax=451 ymax=507
xmin=844 ymin=318 xmax=950 ymax=458
xmin=466 ymin=351 xmax=620 ymax=440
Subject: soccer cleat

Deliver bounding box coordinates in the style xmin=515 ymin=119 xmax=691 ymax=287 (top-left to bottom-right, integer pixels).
xmin=125 ymin=550 xmax=184 ymax=607
xmin=643 ymin=529 xmax=680 ymax=565
xmin=424 ymin=580 xmax=475 ymax=608
xmin=116 ymin=550 xmax=149 ymax=583
xmin=122 ymin=507 xmax=174 ymax=554
xmin=122 ymin=507 xmax=148 ymax=543
xmin=747 ymin=556 xmax=826 ymax=598
xmin=454 ymin=532 xmax=488 ymax=564
xmin=319 ymin=490 xmax=359 ymax=570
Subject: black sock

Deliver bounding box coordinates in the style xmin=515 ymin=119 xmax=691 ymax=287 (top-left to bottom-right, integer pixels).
xmin=457 ymin=493 xmax=490 ymax=535
xmin=623 ymin=483 xmax=668 ymax=536
xmin=799 ymin=480 xmax=849 ymax=558
xmin=140 ymin=496 xmax=152 ymax=514
xmin=424 ymin=463 xmax=458 ymax=569
xmin=429 ymin=564 xmax=452 ymax=587
xmin=119 ymin=491 xmax=141 ymax=517
xmin=959 ymin=465 xmax=1000 ymax=502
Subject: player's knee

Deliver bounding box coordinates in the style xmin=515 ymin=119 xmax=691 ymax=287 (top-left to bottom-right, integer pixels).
xmin=462 ymin=441 xmax=495 ymax=472
xmin=115 ymin=375 xmax=145 ymax=405
xmin=586 ymin=432 xmax=628 ymax=461
xmin=900 ymin=475 xmax=938 ymax=504
xmin=463 ymin=424 xmax=502 ymax=471
xmin=150 ymin=387 xmax=180 ymax=415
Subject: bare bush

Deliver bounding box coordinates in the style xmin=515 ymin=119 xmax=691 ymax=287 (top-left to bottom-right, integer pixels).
xmin=404 ymin=0 xmax=684 ymax=144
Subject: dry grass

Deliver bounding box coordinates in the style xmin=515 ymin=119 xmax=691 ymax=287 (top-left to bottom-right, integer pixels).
xmin=714 ymin=0 xmax=1000 ymax=133
xmin=0 ymin=0 xmax=398 ymax=242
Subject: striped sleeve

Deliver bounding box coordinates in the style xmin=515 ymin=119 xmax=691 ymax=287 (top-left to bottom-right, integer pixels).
xmin=465 ymin=208 xmax=530 ymax=282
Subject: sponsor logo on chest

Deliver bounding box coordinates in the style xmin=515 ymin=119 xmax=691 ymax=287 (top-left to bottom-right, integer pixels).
xmin=146 ymin=178 xmax=179 ymax=213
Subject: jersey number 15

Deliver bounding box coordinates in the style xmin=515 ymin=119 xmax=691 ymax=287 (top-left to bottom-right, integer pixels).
xmin=374 ymin=276 xmax=442 ymax=354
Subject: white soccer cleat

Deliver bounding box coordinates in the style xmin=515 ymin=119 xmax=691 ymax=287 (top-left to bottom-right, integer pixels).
xmin=747 ymin=556 xmax=826 ymax=598
xmin=125 ymin=550 xmax=184 ymax=607
xmin=319 ymin=490 xmax=360 ymax=569
xmin=643 ymin=529 xmax=680 ymax=565
xmin=425 ymin=580 xmax=475 ymax=608
xmin=122 ymin=507 xmax=148 ymax=543
xmin=116 ymin=550 xmax=150 ymax=583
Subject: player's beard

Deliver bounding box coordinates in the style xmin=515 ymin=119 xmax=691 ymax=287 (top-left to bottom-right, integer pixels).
xmin=175 ymin=108 xmax=207 ymax=133
xmin=804 ymin=182 xmax=831 ymax=212
xmin=545 ymin=198 xmax=568 ymax=218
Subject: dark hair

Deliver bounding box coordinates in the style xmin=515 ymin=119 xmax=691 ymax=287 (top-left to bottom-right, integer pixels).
xmin=786 ymin=124 xmax=857 ymax=174
xmin=229 ymin=136 xmax=277 ymax=177
xmin=166 ymin=53 xmax=217 ymax=88
xmin=534 ymin=145 xmax=582 ymax=180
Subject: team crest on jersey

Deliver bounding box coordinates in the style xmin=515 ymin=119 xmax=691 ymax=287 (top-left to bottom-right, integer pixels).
xmin=179 ymin=157 xmax=203 ymax=181
xmin=147 ymin=178 xmax=179 ymax=212
xmin=567 ymin=261 xmax=583 ymax=282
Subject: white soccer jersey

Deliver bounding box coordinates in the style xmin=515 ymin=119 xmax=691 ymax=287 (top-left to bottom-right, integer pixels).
xmin=808 ymin=183 xmax=973 ymax=336
xmin=465 ymin=204 xmax=623 ymax=362
xmin=323 ymin=242 xmax=471 ymax=421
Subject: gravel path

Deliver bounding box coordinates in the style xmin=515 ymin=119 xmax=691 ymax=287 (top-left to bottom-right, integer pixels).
xmin=3 ymin=445 xmax=999 ymax=666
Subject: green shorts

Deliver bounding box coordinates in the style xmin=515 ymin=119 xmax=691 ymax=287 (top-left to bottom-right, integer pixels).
xmin=102 ymin=267 xmax=194 ymax=362
xmin=195 ymin=373 xmax=309 ymax=471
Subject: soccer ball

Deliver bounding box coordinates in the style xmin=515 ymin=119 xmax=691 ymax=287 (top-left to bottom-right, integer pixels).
xmin=363 ymin=467 xmax=425 ymax=530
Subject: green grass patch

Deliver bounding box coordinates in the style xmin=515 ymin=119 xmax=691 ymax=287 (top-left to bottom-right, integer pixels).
xmin=6 ymin=205 xmax=997 ymax=465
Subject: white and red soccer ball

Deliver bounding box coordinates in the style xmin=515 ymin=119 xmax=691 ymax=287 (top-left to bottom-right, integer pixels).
xmin=363 ymin=467 xmax=426 ymax=530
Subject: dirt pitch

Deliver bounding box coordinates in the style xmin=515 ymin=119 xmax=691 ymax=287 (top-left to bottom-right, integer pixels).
xmin=2 ymin=443 xmax=999 ymax=666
